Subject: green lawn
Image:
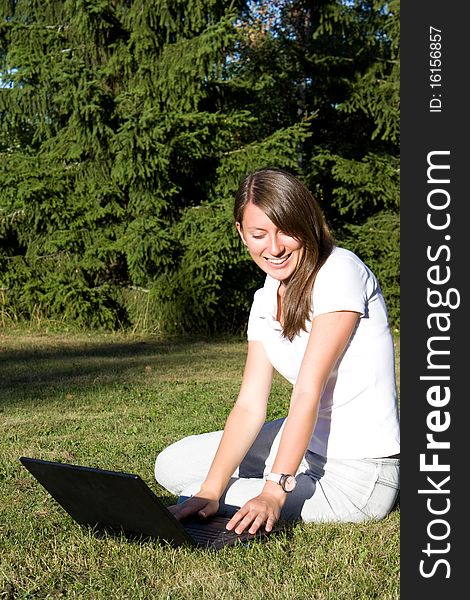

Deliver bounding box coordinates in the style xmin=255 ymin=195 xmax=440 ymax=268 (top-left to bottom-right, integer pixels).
xmin=0 ymin=331 xmax=399 ymax=599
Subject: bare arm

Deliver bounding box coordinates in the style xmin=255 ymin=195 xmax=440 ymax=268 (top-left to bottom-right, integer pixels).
xmin=170 ymin=340 xmax=274 ymax=520
xmin=227 ymin=310 xmax=360 ymax=533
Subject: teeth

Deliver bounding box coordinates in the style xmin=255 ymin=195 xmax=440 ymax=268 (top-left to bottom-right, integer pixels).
xmin=266 ymin=255 xmax=290 ymax=265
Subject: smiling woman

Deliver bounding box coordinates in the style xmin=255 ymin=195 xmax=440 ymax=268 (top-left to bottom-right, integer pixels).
xmin=154 ymin=167 xmax=400 ymax=537
xmin=236 ymin=202 xmax=303 ymax=284
xmin=233 ymin=168 xmax=334 ymax=342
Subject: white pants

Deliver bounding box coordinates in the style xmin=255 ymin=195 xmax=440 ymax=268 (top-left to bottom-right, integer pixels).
xmin=154 ymin=419 xmax=400 ymax=523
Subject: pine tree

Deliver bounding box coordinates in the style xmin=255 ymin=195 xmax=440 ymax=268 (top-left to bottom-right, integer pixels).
xmin=0 ymin=0 xmax=400 ymax=332
xmin=315 ymin=0 xmax=400 ymax=327
xmin=224 ymin=0 xmax=400 ymax=326
xmin=0 ymin=0 xmax=245 ymax=329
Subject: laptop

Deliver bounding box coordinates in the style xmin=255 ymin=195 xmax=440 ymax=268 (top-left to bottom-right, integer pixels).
xmin=20 ymin=456 xmax=281 ymax=550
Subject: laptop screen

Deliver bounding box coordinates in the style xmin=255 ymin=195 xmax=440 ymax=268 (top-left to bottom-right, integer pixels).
xmin=20 ymin=457 xmax=193 ymax=546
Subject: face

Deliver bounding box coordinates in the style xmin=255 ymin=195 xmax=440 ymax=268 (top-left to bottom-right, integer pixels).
xmin=236 ymin=202 xmax=304 ymax=284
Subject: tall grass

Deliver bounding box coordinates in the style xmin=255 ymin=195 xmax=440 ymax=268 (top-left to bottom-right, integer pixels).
xmin=0 ymin=331 xmax=399 ymax=599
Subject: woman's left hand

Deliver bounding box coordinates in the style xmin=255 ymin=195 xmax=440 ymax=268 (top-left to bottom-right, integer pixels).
xmin=225 ymin=489 xmax=286 ymax=534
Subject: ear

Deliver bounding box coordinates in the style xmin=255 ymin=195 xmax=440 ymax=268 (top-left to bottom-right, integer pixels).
xmin=236 ymin=222 xmax=247 ymax=245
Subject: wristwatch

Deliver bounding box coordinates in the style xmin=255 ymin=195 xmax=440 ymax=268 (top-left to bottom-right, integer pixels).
xmin=265 ymin=472 xmax=297 ymax=493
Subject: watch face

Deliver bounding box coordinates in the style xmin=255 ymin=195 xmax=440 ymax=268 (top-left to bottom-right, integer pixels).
xmin=282 ymin=475 xmax=296 ymax=492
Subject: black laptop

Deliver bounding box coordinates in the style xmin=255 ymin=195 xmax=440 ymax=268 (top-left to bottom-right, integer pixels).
xmin=20 ymin=457 xmax=280 ymax=550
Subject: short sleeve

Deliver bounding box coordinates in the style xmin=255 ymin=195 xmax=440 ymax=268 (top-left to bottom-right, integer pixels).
xmin=312 ymin=251 xmax=376 ymax=318
xmin=247 ymin=288 xmax=268 ymax=341
xmin=246 ymin=276 xmax=279 ymax=341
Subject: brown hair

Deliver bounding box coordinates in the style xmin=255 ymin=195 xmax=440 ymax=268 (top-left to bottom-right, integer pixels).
xmin=234 ymin=167 xmax=334 ymax=341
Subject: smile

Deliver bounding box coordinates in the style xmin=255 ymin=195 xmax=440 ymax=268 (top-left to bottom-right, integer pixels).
xmin=264 ymin=254 xmax=291 ymax=265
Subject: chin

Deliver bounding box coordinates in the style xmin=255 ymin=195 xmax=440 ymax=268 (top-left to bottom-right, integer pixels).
xmin=268 ymin=269 xmax=294 ymax=282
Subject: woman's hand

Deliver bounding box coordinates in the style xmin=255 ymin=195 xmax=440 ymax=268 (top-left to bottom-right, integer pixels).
xmin=226 ymin=487 xmax=286 ymax=534
xmin=168 ymin=495 xmax=219 ymax=521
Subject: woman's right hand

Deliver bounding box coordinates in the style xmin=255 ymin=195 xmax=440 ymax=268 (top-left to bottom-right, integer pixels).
xmin=168 ymin=495 xmax=219 ymax=521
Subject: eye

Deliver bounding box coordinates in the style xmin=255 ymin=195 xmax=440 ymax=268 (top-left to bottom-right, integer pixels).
xmin=279 ymin=230 xmax=300 ymax=242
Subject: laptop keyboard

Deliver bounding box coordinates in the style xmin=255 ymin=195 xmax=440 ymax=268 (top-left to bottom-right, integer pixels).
xmin=185 ymin=525 xmax=240 ymax=543
xmin=182 ymin=515 xmax=269 ymax=548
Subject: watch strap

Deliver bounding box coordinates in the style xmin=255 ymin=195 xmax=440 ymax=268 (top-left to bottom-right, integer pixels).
xmin=265 ymin=471 xmax=296 ymax=492
xmin=265 ymin=472 xmax=282 ymax=485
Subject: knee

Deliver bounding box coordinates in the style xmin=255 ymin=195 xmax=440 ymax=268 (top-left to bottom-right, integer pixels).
xmin=155 ymin=429 xmax=223 ymax=495
xmin=154 ymin=441 xmax=185 ymax=492
xmin=363 ymin=484 xmax=400 ymax=521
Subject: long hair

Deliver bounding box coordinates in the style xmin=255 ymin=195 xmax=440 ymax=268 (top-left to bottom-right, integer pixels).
xmin=234 ymin=167 xmax=334 ymax=341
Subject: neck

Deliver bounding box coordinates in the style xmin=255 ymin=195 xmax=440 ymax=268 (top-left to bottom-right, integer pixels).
xmin=276 ymin=283 xmax=285 ymax=324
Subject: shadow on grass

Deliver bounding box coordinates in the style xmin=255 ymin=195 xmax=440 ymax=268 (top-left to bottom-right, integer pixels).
xmin=0 ymin=335 xmax=245 ymax=406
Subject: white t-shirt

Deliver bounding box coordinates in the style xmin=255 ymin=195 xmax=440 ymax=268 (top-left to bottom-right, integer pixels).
xmin=247 ymin=246 xmax=400 ymax=459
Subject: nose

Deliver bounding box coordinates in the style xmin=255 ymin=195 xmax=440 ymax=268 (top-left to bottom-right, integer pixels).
xmin=269 ymin=234 xmax=284 ymax=256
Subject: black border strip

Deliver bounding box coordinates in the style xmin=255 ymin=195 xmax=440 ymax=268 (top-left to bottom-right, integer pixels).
xmin=401 ymin=2 xmax=467 ymax=596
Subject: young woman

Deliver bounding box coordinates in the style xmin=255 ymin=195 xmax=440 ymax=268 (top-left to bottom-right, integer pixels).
xmin=155 ymin=167 xmax=400 ymax=535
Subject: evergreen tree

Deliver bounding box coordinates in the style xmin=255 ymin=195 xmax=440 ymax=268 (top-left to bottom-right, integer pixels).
xmin=0 ymin=0 xmax=400 ymax=332
xmin=313 ymin=0 xmax=400 ymax=327
xmin=225 ymin=0 xmax=400 ymax=326
xmin=0 ymin=0 xmax=247 ymax=329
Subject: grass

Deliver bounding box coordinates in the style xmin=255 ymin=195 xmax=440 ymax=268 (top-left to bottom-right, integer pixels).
xmin=0 ymin=330 xmax=400 ymax=599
